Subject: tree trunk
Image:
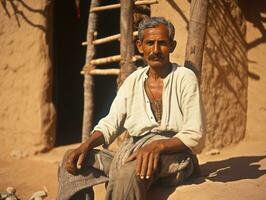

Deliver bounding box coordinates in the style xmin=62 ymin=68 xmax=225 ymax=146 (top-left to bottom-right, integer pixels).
xmin=185 ymin=0 xmax=208 ymax=77
xmin=117 ymin=0 xmax=136 ymax=88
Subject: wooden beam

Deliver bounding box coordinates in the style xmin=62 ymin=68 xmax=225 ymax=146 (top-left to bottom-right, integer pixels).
xmin=82 ymin=31 xmax=138 ymax=46
xmin=91 ymin=3 xmax=120 ymax=12
xmin=117 ymin=0 xmax=136 ymax=88
xmin=135 ymin=0 xmax=158 ymax=6
xmin=87 ymin=55 xmax=142 ymax=66
xmin=185 ymin=0 xmax=208 ymax=77
xmin=81 ymin=68 xmax=120 ymax=75
xmin=91 ymin=55 xmax=121 ymax=65
xmin=90 ymin=0 xmax=158 ymax=13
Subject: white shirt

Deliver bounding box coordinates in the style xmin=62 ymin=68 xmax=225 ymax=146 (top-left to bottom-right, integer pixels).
xmin=93 ymin=64 xmax=205 ymax=153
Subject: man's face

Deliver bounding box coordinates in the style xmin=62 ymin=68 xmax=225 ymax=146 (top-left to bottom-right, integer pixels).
xmin=136 ymin=24 xmax=176 ymax=69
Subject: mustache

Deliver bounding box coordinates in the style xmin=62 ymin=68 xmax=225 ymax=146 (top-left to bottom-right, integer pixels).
xmin=148 ymin=53 xmax=163 ymax=60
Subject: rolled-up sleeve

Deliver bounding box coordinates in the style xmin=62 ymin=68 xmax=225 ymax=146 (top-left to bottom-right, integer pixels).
xmin=92 ymin=80 xmax=129 ymax=145
xmin=174 ymin=70 xmax=205 ymax=153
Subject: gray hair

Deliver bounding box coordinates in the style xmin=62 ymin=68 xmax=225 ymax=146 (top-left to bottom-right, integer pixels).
xmin=138 ymin=17 xmax=175 ymax=41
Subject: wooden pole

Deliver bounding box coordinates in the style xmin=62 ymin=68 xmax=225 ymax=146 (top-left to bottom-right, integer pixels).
xmin=117 ymin=0 xmax=136 ymax=88
xmin=185 ymin=0 xmax=208 ymax=77
xmin=82 ymin=0 xmax=99 ymax=142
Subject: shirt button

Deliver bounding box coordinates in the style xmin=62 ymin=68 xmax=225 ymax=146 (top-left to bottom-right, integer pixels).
xmin=150 ymin=116 xmax=153 ymax=119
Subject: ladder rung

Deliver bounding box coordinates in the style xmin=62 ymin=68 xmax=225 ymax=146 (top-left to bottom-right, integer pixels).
xmin=90 ymin=0 xmax=158 ymax=13
xmin=90 ymin=4 xmax=120 ymax=12
xmin=89 ymin=55 xmax=142 ymax=66
xmin=81 ymin=68 xmax=120 ymax=75
xmin=82 ymin=31 xmax=138 ymax=46
xmin=91 ymin=55 xmax=121 ymax=65
xmin=135 ymin=0 xmax=159 ymax=6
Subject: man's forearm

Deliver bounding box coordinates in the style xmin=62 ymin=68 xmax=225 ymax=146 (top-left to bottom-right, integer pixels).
xmin=82 ymin=130 xmax=105 ymax=150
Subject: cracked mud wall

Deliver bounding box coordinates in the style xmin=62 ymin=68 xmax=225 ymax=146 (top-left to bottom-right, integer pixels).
xmin=0 ymin=0 xmax=55 ymax=154
xmin=152 ymin=0 xmax=248 ymax=150
xmin=201 ymin=0 xmax=248 ymax=150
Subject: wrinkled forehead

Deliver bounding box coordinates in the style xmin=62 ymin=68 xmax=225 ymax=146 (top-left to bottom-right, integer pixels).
xmin=142 ymin=24 xmax=170 ymax=41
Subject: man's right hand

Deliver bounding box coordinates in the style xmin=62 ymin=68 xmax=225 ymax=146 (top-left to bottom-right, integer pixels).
xmin=65 ymin=144 xmax=89 ymax=175
xmin=64 ymin=131 xmax=105 ymax=176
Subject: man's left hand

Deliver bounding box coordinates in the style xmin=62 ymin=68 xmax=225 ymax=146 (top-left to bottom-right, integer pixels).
xmin=125 ymin=141 xmax=163 ymax=180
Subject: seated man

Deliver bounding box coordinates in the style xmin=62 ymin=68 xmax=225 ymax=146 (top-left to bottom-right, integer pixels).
xmin=57 ymin=17 xmax=204 ymax=200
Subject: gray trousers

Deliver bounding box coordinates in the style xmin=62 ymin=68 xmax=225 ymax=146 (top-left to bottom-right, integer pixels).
xmin=57 ymin=134 xmax=198 ymax=200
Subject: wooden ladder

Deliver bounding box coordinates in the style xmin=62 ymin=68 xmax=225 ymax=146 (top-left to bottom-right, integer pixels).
xmin=81 ymin=0 xmax=158 ymax=141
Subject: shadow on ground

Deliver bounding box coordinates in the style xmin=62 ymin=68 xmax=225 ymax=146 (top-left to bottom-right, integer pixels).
xmin=196 ymin=155 xmax=266 ymax=183
xmin=148 ymin=155 xmax=266 ymax=200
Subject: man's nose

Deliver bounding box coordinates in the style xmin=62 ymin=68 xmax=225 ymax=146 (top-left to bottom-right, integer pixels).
xmin=153 ymin=42 xmax=160 ymax=54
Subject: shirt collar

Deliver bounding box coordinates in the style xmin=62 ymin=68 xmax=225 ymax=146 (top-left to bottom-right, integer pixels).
xmin=142 ymin=63 xmax=176 ymax=82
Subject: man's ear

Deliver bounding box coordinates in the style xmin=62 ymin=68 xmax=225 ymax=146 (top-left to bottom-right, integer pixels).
xmin=136 ymin=40 xmax=143 ymax=54
xmin=170 ymin=40 xmax=177 ymax=53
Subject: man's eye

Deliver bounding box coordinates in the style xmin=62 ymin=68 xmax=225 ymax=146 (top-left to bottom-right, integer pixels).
xmin=159 ymin=41 xmax=167 ymax=45
xmin=146 ymin=41 xmax=154 ymax=45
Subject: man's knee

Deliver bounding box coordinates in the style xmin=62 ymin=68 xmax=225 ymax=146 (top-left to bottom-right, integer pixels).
xmin=115 ymin=161 xmax=154 ymax=191
xmin=107 ymin=161 xmax=152 ymax=200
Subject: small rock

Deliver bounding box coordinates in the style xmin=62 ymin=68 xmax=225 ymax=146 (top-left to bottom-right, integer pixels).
xmin=6 ymin=187 xmax=16 ymax=194
xmin=29 ymin=187 xmax=48 ymax=200
xmin=0 ymin=186 xmax=19 ymax=200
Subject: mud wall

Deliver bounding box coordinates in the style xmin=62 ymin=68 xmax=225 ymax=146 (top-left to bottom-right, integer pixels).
xmin=0 ymin=0 xmax=55 ymax=154
xmin=202 ymin=0 xmax=247 ymax=150
xmin=151 ymin=0 xmax=248 ymax=150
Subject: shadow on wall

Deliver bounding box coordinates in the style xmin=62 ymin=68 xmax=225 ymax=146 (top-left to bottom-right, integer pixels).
xmin=166 ymin=0 xmax=189 ymax=28
xmin=239 ymin=0 xmax=266 ymax=50
xmin=0 ymin=0 xmax=53 ymax=72
xmin=1 ymin=0 xmax=47 ymax=31
xmin=165 ymin=0 xmax=263 ymax=82
xmin=203 ymin=1 xmax=249 ymax=147
xmin=206 ymin=0 xmax=249 ymax=90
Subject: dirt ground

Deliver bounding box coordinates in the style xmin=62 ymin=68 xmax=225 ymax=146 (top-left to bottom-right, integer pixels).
xmin=1 ymin=16 xmax=266 ymax=200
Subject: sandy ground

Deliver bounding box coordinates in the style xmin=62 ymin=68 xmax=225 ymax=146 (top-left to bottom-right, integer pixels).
xmin=1 ymin=16 xmax=266 ymax=200
xmin=1 ymin=136 xmax=265 ymax=200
